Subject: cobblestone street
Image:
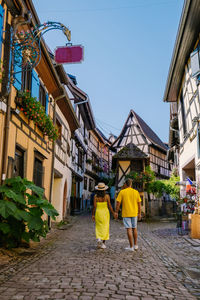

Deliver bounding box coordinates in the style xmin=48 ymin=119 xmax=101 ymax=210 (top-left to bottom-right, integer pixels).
xmin=0 ymin=214 xmax=200 ymax=300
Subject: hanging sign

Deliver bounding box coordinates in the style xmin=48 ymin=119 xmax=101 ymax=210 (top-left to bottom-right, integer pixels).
xmin=55 ymin=45 xmax=84 ymax=64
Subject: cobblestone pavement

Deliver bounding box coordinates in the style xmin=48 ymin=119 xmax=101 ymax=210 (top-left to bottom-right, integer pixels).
xmin=0 ymin=214 xmax=199 ymax=300
xmin=139 ymin=221 xmax=200 ymax=299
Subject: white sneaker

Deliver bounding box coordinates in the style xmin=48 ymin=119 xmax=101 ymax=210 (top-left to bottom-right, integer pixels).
xmin=101 ymin=243 xmax=106 ymax=249
xmin=125 ymin=246 xmax=134 ymax=251
xmin=97 ymin=240 xmax=102 ymax=248
xmin=134 ymin=245 xmax=138 ymax=250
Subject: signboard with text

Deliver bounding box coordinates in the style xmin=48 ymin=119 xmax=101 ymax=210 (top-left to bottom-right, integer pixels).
xmin=55 ymin=45 xmax=84 ymax=64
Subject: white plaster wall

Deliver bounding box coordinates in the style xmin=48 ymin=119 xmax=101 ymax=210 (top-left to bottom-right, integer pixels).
xmin=51 ymin=104 xmax=73 ymax=221
xmin=179 ymin=134 xmax=197 ymax=181
xmin=52 ymin=177 xmax=63 ymax=222
xmin=52 ymin=157 xmax=72 ymax=220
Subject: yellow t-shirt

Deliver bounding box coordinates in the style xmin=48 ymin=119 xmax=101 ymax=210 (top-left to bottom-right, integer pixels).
xmin=116 ymin=187 xmax=141 ymax=217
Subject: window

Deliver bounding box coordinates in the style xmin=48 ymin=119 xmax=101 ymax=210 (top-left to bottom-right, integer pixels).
xmin=22 ymin=67 xmax=32 ymax=91
xmin=39 ymin=84 xmax=46 ymax=108
xmin=13 ymin=147 xmax=24 ymax=178
xmin=33 ymin=156 xmax=44 ymax=188
xmin=31 ymin=69 xmax=40 ymax=99
xmin=89 ymin=179 xmax=93 ymax=192
xmin=56 ymin=119 xmax=62 ymax=142
xmin=84 ymin=176 xmax=88 ymax=190
xmin=78 ymin=148 xmax=84 ymax=169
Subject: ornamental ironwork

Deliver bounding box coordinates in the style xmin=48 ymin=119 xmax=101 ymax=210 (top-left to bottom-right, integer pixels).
xmin=12 ymin=21 xmax=71 ymax=80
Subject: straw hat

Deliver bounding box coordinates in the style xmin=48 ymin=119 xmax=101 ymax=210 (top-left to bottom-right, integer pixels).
xmin=95 ymin=182 xmax=108 ymax=191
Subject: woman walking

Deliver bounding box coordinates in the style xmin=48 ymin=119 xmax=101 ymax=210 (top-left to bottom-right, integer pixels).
xmin=92 ymin=182 xmax=115 ymax=249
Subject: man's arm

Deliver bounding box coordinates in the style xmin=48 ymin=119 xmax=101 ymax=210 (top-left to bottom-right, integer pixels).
xmin=115 ymin=201 xmax=121 ymax=219
xmin=138 ymin=202 xmax=141 ymax=220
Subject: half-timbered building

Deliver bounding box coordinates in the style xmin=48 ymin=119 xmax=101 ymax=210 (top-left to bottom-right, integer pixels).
xmin=0 ymin=0 xmax=67 ymax=209
xmin=163 ymin=0 xmax=200 ymax=232
xmin=112 ymin=143 xmax=148 ymax=215
xmin=62 ymin=73 xmax=95 ymax=214
xmin=111 ymin=109 xmax=171 ymax=216
xmin=164 ymin=0 xmax=200 ymax=204
xmin=48 ymin=64 xmax=80 ymax=220
xmin=111 ymin=110 xmax=171 ymax=179
xmin=83 ymin=127 xmax=111 ymax=208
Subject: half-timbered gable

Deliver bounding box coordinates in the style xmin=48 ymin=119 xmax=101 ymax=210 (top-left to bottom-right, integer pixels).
xmin=112 ymin=110 xmax=170 ymax=179
xmin=112 ymin=110 xmax=148 ymax=153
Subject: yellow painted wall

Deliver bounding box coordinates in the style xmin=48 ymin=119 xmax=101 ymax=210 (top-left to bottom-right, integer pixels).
xmin=7 ymin=101 xmax=53 ymax=201
xmin=118 ymin=161 xmax=130 ymax=187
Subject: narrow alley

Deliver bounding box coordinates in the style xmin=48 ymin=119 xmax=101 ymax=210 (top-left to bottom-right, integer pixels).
xmin=0 ymin=215 xmax=199 ymax=300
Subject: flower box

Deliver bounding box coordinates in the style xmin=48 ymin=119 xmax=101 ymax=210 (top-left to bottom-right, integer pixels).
xmin=15 ymin=90 xmax=58 ymax=141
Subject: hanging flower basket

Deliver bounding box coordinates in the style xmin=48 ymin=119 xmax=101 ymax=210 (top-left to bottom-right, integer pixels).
xmin=16 ymin=90 xmax=58 ymax=141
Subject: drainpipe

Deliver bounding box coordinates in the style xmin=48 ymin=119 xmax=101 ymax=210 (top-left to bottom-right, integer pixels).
xmin=48 ymin=89 xmax=65 ymax=227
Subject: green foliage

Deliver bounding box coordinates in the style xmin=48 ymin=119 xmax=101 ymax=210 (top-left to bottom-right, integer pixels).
xmin=0 ymin=176 xmax=59 ymax=248
xmin=17 ymin=90 xmax=58 ymax=141
xmin=125 ymin=165 xmax=155 ymax=187
xmin=147 ymin=174 xmax=180 ymax=200
xmin=125 ymin=165 xmax=180 ymax=200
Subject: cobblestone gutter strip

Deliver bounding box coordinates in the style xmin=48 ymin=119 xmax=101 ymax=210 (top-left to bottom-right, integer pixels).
xmin=140 ymin=232 xmax=200 ymax=299
xmin=0 ymin=216 xmax=78 ymax=285
xmin=183 ymin=236 xmax=200 ymax=247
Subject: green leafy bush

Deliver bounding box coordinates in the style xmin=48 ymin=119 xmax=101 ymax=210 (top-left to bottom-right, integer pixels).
xmin=0 ymin=176 xmax=59 ymax=248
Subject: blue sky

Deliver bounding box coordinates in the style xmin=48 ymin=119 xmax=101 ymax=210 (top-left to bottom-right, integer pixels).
xmin=32 ymin=0 xmax=184 ymax=142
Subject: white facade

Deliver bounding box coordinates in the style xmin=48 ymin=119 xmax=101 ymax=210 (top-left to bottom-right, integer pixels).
xmin=51 ymin=105 xmax=73 ymax=221
xmin=177 ymin=59 xmax=200 ymax=191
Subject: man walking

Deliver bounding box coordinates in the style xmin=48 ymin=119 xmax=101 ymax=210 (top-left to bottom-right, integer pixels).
xmin=115 ymin=179 xmax=141 ymax=251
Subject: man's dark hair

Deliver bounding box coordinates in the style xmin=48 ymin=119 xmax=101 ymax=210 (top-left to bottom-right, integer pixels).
xmin=125 ymin=178 xmax=132 ymax=187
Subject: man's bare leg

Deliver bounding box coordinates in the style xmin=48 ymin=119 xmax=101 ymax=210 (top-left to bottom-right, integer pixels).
xmin=127 ymin=228 xmax=133 ymax=248
xmin=132 ymin=228 xmax=138 ymax=246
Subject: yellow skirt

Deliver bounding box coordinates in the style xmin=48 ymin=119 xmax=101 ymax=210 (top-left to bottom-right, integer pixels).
xmin=95 ymin=202 xmax=110 ymax=240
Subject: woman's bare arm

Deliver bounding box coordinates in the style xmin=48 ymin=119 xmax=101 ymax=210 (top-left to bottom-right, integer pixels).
xmin=106 ymin=194 xmax=115 ymax=216
xmin=92 ymin=196 xmax=96 ymax=221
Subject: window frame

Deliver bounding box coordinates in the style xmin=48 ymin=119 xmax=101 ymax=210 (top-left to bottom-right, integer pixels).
xmin=33 ymin=151 xmax=44 ymax=189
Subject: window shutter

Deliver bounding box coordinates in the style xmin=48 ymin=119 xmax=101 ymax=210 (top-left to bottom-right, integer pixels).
xmin=45 ymin=93 xmax=49 ymax=115
xmin=13 ymin=49 xmax=22 ymax=90
xmin=31 ymin=69 xmax=40 ymax=100
xmin=0 ymin=5 xmax=4 ymax=56
xmin=190 ymin=48 xmax=200 ymax=78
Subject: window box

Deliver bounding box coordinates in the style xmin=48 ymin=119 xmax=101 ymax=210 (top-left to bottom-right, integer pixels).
xmin=15 ymin=90 xmax=58 ymax=141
